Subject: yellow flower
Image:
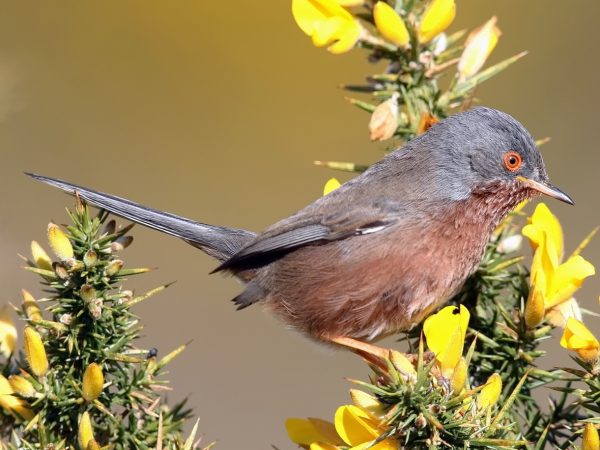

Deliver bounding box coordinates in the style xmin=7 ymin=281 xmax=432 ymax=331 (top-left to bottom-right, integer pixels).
xmin=0 ymin=305 xmax=17 ymax=358
xmin=560 ymin=317 xmax=600 ymax=362
xmin=369 ymin=93 xmax=399 ymax=141
xmin=522 ymin=203 xmax=563 ymax=263
xmin=23 ymin=327 xmax=49 ymax=377
xmin=287 ymin=404 xmax=395 ymax=450
xmin=523 ymin=203 xmax=595 ymax=316
xmin=418 ymin=0 xmax=456 ymax=44
xmin=477 ymin=373 xmax=502 ymax=409
xmin=334 ymin=405 xmax=396 ymax=449
xmin=79 ymin=411 xmax=95 ymax=450
xmin=22 ymin=289 xmax=43 ymax=323
xmin=458 ymin=17 xmax=501 ymax=80
xmin=86 ymin=440 xmax=101 ymax=450
xmin=0 ymin=375 xmax=34 ymax=421
xmin=82 ymin=363 xmax=104 ymax=402
xmin=423 ymin=305 xmax=469 ymax=378
xmin=583 ymin=423 xmax=600 ymax=450
xmin=292 ymin=0 xmax=362 ymax=54
xmin=323 ymin=178 xmax=342 ymax=196
xmin=337 ymin=0 xmax=363 ymax=5
xmin=31 ymin=240 xmax=53 ymax=270
xmin=47 ymin=222 xmax=74 ymax=260
xmin=373 ymin=2 xmax=409 ymax=47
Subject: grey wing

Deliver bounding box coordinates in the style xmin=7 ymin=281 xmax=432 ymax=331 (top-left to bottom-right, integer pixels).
xmin=213 ymin=201 xmax=402 ymax=273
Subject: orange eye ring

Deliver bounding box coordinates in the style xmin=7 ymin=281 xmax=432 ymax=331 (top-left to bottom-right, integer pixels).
xmin=503 ymin=151 xmax=522 ymax=172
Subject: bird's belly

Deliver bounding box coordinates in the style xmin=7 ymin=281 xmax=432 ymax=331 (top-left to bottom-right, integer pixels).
xmin=262 ymin=226 xmax=485 ymax=341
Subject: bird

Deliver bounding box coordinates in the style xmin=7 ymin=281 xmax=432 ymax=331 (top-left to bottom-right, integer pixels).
xmin=27 ymin=107 xmax=573 ymax=358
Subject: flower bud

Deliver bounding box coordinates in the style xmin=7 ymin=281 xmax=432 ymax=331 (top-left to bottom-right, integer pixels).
xmin=9 ymin=375 xmax=36 ymax=398
xmin=0 ymin=375 xmax=34 ymax=421
xmin=80 ymin=285 xmax=97 ymax=303
xmin=418 ymin=0 xmax=456 ymax=44
xmin=53 ymin=262 xmax=70 ymax=280
xmin=105 ymin=259 xmax=124 ymax=277
xmin=583 ymin=423 xmax=600 ymax=450
xmin=111 ymin=236 xmax=133 ymax=253
xmin=477 ymin=373 xmax=502 ymax=409
xmin=31 ymin=240 xmax=53 ymax=270
xmin=458 ymin=16 xmax=501 ymax=80
xmin=47 ymin=223 xmax=74 ymax=260
xmin=82 ymin=363 xmax=104 ymax=402
xmin=369 ymin=93 xmax=399 ymax=141
xmin=0 ymin=305 xmax=17 ymax=358
xmin=21 ymin=289 xmax=42 ymax=323
xmin=83 ymin=250 xmax=98 ymax=268
xmin=323 ymin=178 xmax=341 ymax=196
xmin=23 ymin=327 xmax=49 ymax=377
xmin=78 ymin=411 xmax=94 ymax=450
xmin=373 ymin=2 xmax=409 ymax=47
xmin=524 ymin=288 xmax=545 ymax=328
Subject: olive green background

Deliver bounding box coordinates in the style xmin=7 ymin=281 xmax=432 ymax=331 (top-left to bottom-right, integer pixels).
xmin=0 ymin=1 xmax=598 ymax=448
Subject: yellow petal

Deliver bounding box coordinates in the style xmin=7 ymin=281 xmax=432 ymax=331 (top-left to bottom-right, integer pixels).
xmin=31 ymin=240 xmax=53 ymax=270
xmin=82 ymin=363 xmax=104 ymax=402
xmin=524 ymin=287 xmax=545 ymax=328
xmin=336 ymin=0 xmax=363 ymax=5
xmin=326 ymin=20 xmax=362 ymax=54
xmin=292 ymin=0 xmax=353 ymax=36
xmin=310 ymin=444 xmax=340 ymax=450
xmin=522 ymin=203 xmax=563 ymax=261
xmin=286 ymin=417 xmax=342 ymax=446
xmin=423 ymin=305 xmax=469 ymax=377
xmin=450 ymin=357 xmax=468 ymax=393
xmin=477 ymin=373 xmax=502 ymax=409
xmin=373 ymin=2 xmax=409 ymax=47
xmin=22 ymin=289 xmax=43 ymax=323
xmin=418 ymin=0 xmax=456 ymax=43
xmin=560 ymin=318 xmax=600 ymax=362
xmin=0 ymin=305 xmax=17 ymax=358
xmin=323 ymin=178 xmax=342 ymax=196
xmin=334 ymin=405 xmax=379 ymax=446
xmin=546 ymin=255 xmax=595 ymax=308
xmin=350 ymin=390 xmax=383 ymax=418
xmin=47 ymin=223 xmax=74 ymax=260
xmin=583 ymin=423 xmax=600 ymax=450
xmin=312 ymin=17 xmax=346 ymax=47
xmin=457 ymin=17 xmax=501 ymax=79
xmin=78 ymin=411 xmax=94 ymax=449
xmin=23 ymin=327 xmax=49 ymax=377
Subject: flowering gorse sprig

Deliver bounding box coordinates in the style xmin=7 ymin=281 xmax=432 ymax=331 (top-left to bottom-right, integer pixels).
xmin=288 ymin=306 xmax=525 ymax=449
xmin=293 ymin=0 xmax=525 ymax=172
xmin=0 ymin=199 xmax=210 ymax=449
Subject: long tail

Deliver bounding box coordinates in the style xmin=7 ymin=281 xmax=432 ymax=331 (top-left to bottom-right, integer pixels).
xmin=26 ymin=173 xmax=256 ymax=262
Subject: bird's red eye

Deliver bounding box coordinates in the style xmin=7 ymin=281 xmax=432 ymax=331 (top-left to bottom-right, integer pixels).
xmin=503 ymin=151 xmax=522 ymax=172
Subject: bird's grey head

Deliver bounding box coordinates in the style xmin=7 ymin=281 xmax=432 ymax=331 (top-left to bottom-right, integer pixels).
xmin=400 ymin=106 xmax=573 ymax=205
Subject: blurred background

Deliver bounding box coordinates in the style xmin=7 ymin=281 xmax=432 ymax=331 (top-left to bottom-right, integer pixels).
xmin=0 ymin=1 xmax=598 ymax=448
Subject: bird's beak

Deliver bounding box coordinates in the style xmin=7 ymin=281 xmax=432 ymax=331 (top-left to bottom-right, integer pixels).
xmin=516 ymin=176 xmax=574 ymax=205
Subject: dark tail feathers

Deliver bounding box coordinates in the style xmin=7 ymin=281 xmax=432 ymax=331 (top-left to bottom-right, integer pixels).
xmin=26 ymin=173 xmax=256 ymax=262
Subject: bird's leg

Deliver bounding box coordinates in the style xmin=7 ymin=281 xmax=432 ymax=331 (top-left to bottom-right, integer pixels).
xmin=330 ymin=336 xmax=390 ymax=359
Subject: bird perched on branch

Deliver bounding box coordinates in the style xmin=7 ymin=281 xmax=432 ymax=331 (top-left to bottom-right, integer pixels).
xmin=27 ymin=107 xmax=573 ymax=357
